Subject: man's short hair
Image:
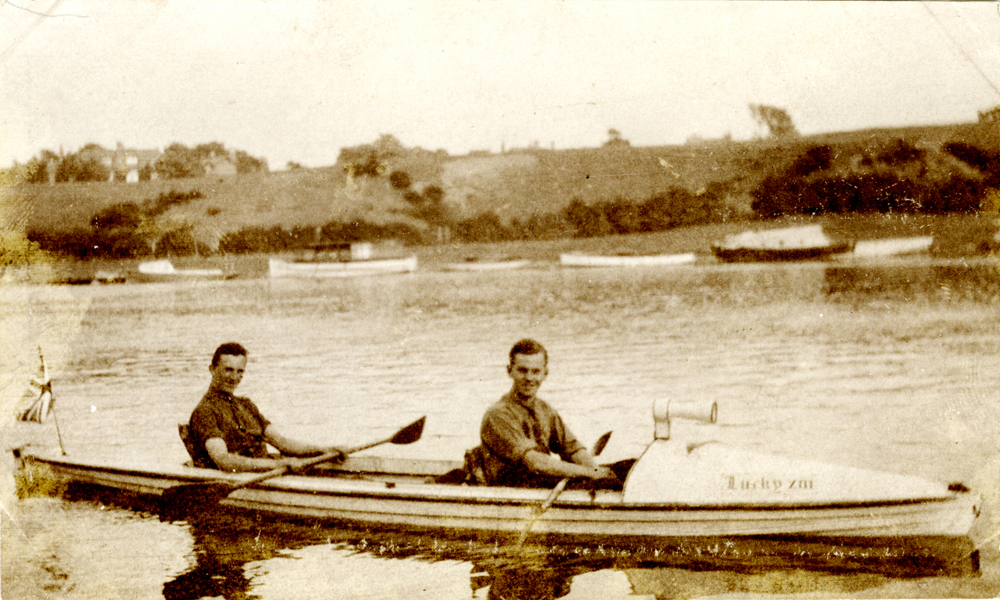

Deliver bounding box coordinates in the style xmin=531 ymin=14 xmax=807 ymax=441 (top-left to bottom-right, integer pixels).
xmin=509 ymin=338 xmax=547 ymax=366
xmin=211 ymin=342 xmax=248 ymax=367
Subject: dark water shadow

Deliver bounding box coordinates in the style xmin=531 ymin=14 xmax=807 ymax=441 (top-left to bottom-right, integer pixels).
xmin=825 ymin=261 xmax=1000 ymax=302
xmin=61 ymin=483 xmax=980 ymax=600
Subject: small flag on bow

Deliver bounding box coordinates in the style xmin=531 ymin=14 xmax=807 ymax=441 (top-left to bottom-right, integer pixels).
xmin=19 ymin=347 xmax=53 ymax=423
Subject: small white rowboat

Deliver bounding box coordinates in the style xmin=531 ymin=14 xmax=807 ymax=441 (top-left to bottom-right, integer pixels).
xmin=560 ymin=253 xmax=696 ymax=268
xmin=268 ymin=256 xmax=418 ymax=278
xmin=135 ymin=259 xmax=233 ymax=281
xmin=442 ymin=259 xmax=532 ymax=272
xmin=14 ymin=400 xmax=979 ymax=544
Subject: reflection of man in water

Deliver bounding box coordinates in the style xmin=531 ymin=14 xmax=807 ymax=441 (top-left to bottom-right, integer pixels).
xmin=162 ymin=512 xmax=332 ymax=600
xmin=481 ymin=563 xmax=573 ymax=600
xmin=162 ymin=516 xmax=255 ymax=600
xmin=479 ymin=339 xmax=616 ymax=487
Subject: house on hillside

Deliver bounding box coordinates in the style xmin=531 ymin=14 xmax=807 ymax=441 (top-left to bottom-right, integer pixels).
xmin=203 ymin=150 xmax=238 ymax=177
xmin=67 ymin=142 xmax=162 ymax=183
xmin=113 ymin=143 xmax=161 ymax=182
xmin=78 ymin=143 xmax=161 ymax=182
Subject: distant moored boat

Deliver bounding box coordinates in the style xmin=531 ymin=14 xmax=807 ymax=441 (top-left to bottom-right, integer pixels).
xmin=712 ymin=225 xmax=854 ymax=262
xmin=134 ymin=259 xmax=233 ymax=282
xmin=560 ymin=252 xmax=696 ymax=268
xmin=269 ymin=242 xmax=417 ymax=278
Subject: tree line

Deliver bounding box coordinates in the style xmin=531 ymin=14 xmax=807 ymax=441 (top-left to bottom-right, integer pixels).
xmin=22 ymin=135 xmax=1000 ymax=260
xmin=3 ymin=141 xmax=267 ymax=184
xmin=751 ymin=140 xmax=998 ymax=218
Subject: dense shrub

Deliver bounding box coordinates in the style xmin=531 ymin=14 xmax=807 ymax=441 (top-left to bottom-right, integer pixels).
xmin=601 ymin=197 xmax=641 ymax=235
xmin=789 ymin=145 xmax=833 ymax=177
xmin=219 ymin=221 xmax=421 ymax=254
xmin=945 ymin=142 xmax=1000 ymax=187
xmin=563 ymin=198 xmax=613 ymax=238
xmin=454 ymin=212 xmax=512 ymax=243
xmin=508 ymin=213 xmax=574 ymax=241
xmin=923 ymin=176 xmax=983 ymax=214
xmin=878 ymin=139 xmax=924 ymax=166
xmin=146 ymin=190 xmax=203 ymax=217
xmin=219 ymin=227 xmax=297 ymax=254
xmin=388 ymin=170 xmax=411 ymax=190
xmin=640 ymin=188 xmax=697 ymax=230
xmin=155 ymin=228 xmax=208 ymax=257
xmin=90 ymin=202 xmax=143 ymax=230
xmin=752 ymin=144 xmax=988 ymax=218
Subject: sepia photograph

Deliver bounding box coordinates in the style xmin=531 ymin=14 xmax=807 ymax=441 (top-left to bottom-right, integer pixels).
xmin=2 ymin=1 xmax=999 ymax=598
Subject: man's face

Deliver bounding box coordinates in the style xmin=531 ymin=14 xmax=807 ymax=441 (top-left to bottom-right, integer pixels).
xmin=508 ymin=352 xmax=547 ymax=401
xmin=210 ymin=354 xmax=246 ymax=394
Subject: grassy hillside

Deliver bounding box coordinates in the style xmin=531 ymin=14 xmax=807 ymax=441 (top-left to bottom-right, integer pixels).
xmin=3 ymin=121 xmax=998 ymax=251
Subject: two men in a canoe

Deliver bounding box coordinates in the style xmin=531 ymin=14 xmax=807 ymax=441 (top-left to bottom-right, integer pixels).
xmin=187 ymin=339 xmax=616 ymax=487
xmin=186 ymin=342 xmax=344 ymax=472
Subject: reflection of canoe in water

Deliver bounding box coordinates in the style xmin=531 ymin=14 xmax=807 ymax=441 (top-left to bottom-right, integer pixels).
xmin=560 ymin=253 xmax=696 ymax=268
xmin=268 ymin=256 xmax=418 ymax=278
xmin=135 ymin=259 xmax=234 ymax=282
xmin=442 ymin=259 xmax=531 ymax=272
xmin=15 ymin=400 xmax=980 ymax=545
xmin=712 ymin=225 xmax=854 ymax=262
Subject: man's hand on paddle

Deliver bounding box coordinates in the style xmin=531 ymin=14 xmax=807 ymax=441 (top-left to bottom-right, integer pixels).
xmin=585 ymin=465 xmax=617 ymax=483
xmin=280 ymin=446 xmax=345 ymax=474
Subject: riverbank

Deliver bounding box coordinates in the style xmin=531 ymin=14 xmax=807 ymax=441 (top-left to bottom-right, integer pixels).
xmin=5 ymin=213 xmax=997 ymax=286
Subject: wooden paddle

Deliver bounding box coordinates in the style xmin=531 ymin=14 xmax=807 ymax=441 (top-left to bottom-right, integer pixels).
xmin=160 ymin=416 xmax=425 ymax=521
xmin=515 ymin=431 xmax=612 ymax=547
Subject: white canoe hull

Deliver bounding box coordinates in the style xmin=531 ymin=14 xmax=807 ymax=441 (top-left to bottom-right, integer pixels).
xmin=560 ymin=253 xmax=696 ymax=268
xmin=16 ymin=448 xmax=979 ymax=542
xmin=442 ymin=260 xmax=531 ymax=272
xmin=845 ymin=236 xmax=934 ymax=258
xmin=135 ymin=259 xmax=230 ymax=281
xmin=269 ymin=256 xmax=418 ymax=278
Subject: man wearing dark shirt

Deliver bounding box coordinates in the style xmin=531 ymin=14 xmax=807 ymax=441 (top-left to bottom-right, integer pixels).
xmin=188 ymin=342 xmax=343 ymax=472
xmin=479 ymin=339 xmax=614 ymax=487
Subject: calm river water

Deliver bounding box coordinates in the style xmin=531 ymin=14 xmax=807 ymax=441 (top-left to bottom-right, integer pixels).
xmin=2 ymin=258 xmax=999 ymax=599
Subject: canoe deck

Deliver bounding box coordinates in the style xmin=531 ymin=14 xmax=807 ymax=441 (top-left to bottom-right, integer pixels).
xmin=15 ymin=447 xmax=980 ymax=543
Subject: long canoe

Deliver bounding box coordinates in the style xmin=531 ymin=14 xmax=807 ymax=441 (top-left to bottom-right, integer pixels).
xmin=560 ymin=253 xmax=696 ymax=268
xmin=442 ymin=259 xmax=532 ymax=272
xmin=843 ymin=236 xmax=934 ymax=258
xmin=268 ymin=256 xmax=418 ymax=278
xmin=13 ymin=402 xmax=979 ymax=544
xmin=135 ymin=259 xmax=234 ymax=282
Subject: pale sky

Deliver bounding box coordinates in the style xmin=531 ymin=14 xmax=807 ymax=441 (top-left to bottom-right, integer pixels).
xmin=2 ymin=0 xmax=998 ymax=170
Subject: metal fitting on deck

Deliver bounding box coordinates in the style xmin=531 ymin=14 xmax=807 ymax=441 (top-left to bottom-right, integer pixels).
xmin=653 ymin=398 xmax=718 ymax=440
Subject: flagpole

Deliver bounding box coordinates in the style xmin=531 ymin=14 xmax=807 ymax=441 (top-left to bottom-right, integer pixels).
xmin=51 ymin=404 xmax=66 ymax=456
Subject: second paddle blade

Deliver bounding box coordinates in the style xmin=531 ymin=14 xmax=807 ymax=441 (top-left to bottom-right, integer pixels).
xmin=390 ymin=416 xmax=425 ymax=445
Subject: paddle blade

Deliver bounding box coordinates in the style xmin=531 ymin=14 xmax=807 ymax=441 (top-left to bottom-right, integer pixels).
xmin=592 ymin=431 xmax=612 ymax=457
xmin=159 ymin=482 xmax=234 ymax=522
xmin=605 ymin=458 xmax=637 ymax=483
xmin=390 ymin=416 xmax=425 ymax=445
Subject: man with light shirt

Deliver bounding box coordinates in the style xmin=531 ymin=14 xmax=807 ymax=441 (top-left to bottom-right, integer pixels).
xmin=479 ymin=339 xmax=615 ymax=488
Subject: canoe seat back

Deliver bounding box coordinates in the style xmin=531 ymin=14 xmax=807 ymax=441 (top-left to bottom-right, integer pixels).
xmin=177 ymin=423 xmax=198 ymax=464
